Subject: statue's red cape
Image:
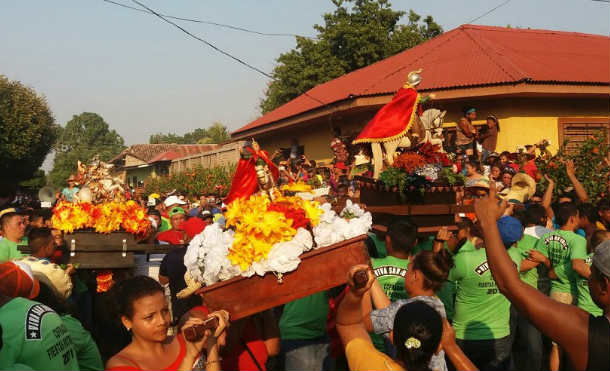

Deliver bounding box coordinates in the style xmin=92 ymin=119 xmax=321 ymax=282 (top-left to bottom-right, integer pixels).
xmin=353 ymin=86 xmax=420 ymax=144
xmin=224 ymin=147 xmax=278 ymax=204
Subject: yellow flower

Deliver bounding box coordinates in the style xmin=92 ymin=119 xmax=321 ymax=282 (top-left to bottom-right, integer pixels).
xmin=280 ymin=181 xmax=313 ymax=193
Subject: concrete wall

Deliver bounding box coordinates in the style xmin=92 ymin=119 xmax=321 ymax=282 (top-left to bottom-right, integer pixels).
xmin=251 ymin=96 xmax=609 ymax=161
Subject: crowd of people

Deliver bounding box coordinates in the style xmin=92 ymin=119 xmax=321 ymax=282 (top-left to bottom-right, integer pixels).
xmin=0 ymin=107 xmax=609 ymax=371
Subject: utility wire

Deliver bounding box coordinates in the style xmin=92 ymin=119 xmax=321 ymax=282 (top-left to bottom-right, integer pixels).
xmin=102 ymin=0 xmax=314 ymax=39
xmin=466 ymin=0 xmax=512 ymax=24
xmin=128 ymin=0 xmax=328 ymax=107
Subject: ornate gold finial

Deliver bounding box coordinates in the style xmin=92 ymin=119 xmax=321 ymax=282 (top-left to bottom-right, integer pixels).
xmin=404 ymin=69 xmax=423 ymax=88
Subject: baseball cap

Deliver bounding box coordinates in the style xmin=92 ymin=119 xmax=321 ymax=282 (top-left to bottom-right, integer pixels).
xmin=497 ymin=216 xmax=523 ymax=247
xmin=169 ymin=207 xmax=186 ymax=217
xmin=201 ymin=210 xmax=212 ymax=219
xmin=164 ymin=195 xmax=186 ymax=207
xmin=593 ymin=240 xmax=610 ymax=278
xmin=0 ymin=261 xmax=40 ymax=299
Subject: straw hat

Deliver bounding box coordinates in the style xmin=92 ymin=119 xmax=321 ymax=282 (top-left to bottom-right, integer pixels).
xmin=18 ymin=257 xmax=73 ymax=300
xmin=501 ymin=173 xmax=536 ymax=204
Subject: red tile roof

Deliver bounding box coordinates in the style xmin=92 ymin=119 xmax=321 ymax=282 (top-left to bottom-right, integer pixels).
xmin=112 ymin=144 xmax=219 ymax=164
xmin=234 ymin=24 xmax=609 ymax=135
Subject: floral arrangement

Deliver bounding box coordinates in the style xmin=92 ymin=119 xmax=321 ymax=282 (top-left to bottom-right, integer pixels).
xmin=379 ymin=143 xmax=461 ymax=194
xmin=52 ymin=200 xmax=150 ymax=235
xmin=183 ymin=195 xmax=371 ymax=286
xmin=280 ymin=181 xmax=313 ymax=193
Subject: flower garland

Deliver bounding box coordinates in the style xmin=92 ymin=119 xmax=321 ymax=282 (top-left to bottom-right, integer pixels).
xmin=52 ymin=201 xmax=150 ymax=235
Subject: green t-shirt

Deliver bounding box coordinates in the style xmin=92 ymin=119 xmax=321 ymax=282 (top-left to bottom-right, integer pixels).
xmin=279 ymin=292 xmax=329 ymax=340
xmin=367 ymin=233 xmax=387 ymax=258
xmin=535 ymin=230 xmax=587 ymax=295
xmin=0 ymin=297 xmax=79 ymax=370
xmin=448 ymin=241 xmax=522 ymax=340
xmin=372 ymin=255 xmax=409 ymax=301
xmin=0 ymin=238 xmax=23 ymax=263
xmin=574 ymin=252 xmax=603 ymax=316
xmin=514 ymin=234 xmax=546 ymax=288
xmin=158 ymin=217 xmax=172 ymax=232
xmin=61 ymin=315 xmax=103 ymax=370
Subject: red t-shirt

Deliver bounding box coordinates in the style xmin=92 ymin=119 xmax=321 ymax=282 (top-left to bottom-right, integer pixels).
xmin=156 ymin=230 xmax=185 ymax=245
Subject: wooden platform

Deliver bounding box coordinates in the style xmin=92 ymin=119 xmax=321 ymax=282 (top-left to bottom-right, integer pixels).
xmin=197 ymin=235 xmax=370 ymax=321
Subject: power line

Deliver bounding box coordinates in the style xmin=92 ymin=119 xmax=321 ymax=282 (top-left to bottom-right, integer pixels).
xmin=130 ymin=0 xmax=274 ymax=79
xmin=466 ymin=0 xmax=512 ymax=24
xmin=127 ymin=0 xmax=328 ymax=107
xmin=101 ymin=0 xmax=314 ymax=39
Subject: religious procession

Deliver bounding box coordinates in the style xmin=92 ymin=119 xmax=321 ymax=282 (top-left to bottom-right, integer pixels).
xmin=1 ymin=1 xmax=609 ymax=371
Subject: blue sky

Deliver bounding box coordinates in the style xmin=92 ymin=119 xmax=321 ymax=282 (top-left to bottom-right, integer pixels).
xmin=2 ymin=0 xmax=609 ymax=166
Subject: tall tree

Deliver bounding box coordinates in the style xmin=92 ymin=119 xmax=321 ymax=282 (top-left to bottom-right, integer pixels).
xmin=0 ymin=75 xmax=57 ymax=184
xmin=149 ymin=122 xmax=230 ymax=144
xmin=49 ymin=112 xmax=125 ymax=187
xmin=260 ymin=0 xmax=442 ymax=113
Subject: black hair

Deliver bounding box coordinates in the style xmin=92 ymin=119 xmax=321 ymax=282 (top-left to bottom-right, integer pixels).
xmin=109 ymin=276 xmax=164 ymax=320
xmin=578 ymin=203 xmax=599 ymax=224
xmin=525 ymin=204 xmax=547 ymax=227
xmin=462 ymin=107 xmax=475 ymax=115
xmin=387 ymin=218 xmax=418 ymax=254
xmin=35 ymin=282 xmax=79 ymax=319
xmin=393 ymin=301 xmax=443 ymax=371
xmin=147 ymin=208 xmax=161 ymax=218
xmin=411 ymin=249 xmax=454 ymax=292
xmin=556 ymin=202 xmax=578 ymax=227
xmin=28 ymin=227 xmax=53 ymax=255
xmin=500 ymin=151 xmax=511 ymax=158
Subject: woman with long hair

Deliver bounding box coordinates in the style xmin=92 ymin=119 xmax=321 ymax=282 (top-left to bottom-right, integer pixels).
xmin=336 ymin=266 xmax=476 ymax=371
xmin=105 ymin=276 xmax=229 ymax=371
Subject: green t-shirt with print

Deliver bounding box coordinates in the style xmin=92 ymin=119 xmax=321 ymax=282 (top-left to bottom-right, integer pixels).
xmin=535 ymin=230 xmax=587 ymax=295
xmin=448 ymin=241 xmax=521 ymax=340
xmin=0 ymin=238 xmax=23 ymax=263
xmin=0 ymin=297 xmax=79 ymax=370
xmin=572 ymin=248 xmax=603 ymax=316
xmin=514 ymin=234 xmax=546 ymax=288
xmin=61 ymin=315 xmax=103 ymax=370
xmin=372 ymin=255 xmax=410 ymax=301
xmin=279 ymin=292 xmax=329 ymax=340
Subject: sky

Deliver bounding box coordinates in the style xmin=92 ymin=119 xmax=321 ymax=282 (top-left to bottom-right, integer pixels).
xmin=1 ymin=0 xmax=609 ymax=170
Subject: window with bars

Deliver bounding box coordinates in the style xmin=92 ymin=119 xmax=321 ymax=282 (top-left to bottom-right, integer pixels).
xmin=558 ymin=118 xmax=609 ymax=153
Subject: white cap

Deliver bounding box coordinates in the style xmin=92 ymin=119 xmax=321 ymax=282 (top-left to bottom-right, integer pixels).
xmin=164 ymin=195 xmax=186 ymax=207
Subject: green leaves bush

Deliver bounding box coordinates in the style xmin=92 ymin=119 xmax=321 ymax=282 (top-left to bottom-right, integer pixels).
xmin=143 ymin=163 xmax=236 ymax=198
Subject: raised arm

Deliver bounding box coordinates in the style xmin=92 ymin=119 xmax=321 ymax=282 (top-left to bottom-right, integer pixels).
xmin=336 ymin=266 xmax=376 ymax=346
xmin=474 ymin=181 xmax=590 ymax=370
xmin=565 ymin=160 xmax=589 ymax=203
xmin=542 ymin=175 xmax=555 ymax=220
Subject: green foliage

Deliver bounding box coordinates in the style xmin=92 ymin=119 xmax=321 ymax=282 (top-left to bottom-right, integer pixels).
xmin=143 ymin=163 xmax=236 ymax=198
xmin=49 ymin=112 xmax=125 ymax=187
xmin=379 ymin=167 xmax=407 ymax=190
xmin=0 ymin=75 xmax=57 ymax=183
xmin=19 ymin=169 xmax=47 ymax=189
xmin=439 ymin=167 xmax=465 ymax=186
xmin=536 ymin=131 xmax=609 ymax=202
xmin=149 ymin=122 xmax=230 ymax=144
xmin=260 ymin=0 xmax=442 ymax=113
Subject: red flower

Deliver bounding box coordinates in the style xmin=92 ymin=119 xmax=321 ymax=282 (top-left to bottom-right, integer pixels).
xmin=268 ymin=203 xmax=310 ymax=230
